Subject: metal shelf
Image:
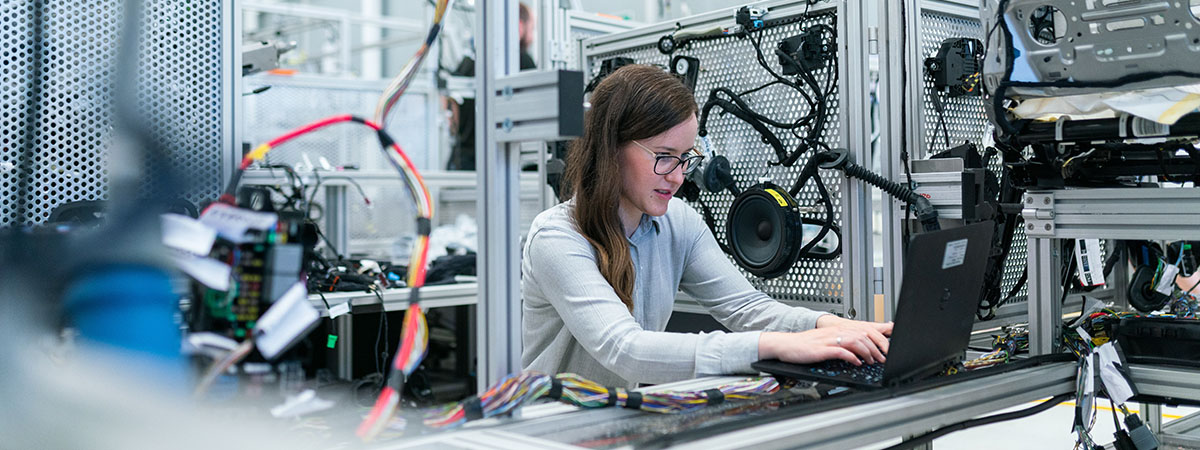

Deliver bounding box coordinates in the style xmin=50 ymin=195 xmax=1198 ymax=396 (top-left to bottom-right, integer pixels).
xmin=309 ymin=282 xmax=478 ymax=317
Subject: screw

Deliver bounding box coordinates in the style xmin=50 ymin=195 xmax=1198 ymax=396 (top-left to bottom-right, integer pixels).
xmin=1043 ymin=197 xmax=1051 ymax=205
xmin=502 ymin=118 xmax=513 ymax=132
xmin=502 ymin=86 xmax=513 ymax=99
xmin=1027 ymin=223 xmax=1035 ymax=230
xmin=1044 ymin=223 xmax=1052 ymax=231
xmin=1026 ymin=197 xmax=1033 ymax=204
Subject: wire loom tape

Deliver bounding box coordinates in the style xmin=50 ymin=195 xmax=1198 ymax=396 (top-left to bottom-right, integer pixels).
xmin=547 ymin=378 xmax=563 ymax=400
xmin=463 ymin=396 xmax=484 ymax=421
xmin=624 ymin=391 xmax=644 ymax=409
xmin=704 ymin=388 xmax=726 ymax=405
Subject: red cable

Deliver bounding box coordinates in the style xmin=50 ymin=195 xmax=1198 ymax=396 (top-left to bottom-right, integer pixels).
xmin=393 ymin=306 xmax=419 ymax=370
xmin=238 ymin=115 xmax=361 ymax=170
xmin=356 ymin=386 xmax=396 ymax=437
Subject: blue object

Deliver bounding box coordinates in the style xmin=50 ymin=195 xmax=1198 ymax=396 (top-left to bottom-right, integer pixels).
xmin=63 ymin=265 xmax=183 ymax=363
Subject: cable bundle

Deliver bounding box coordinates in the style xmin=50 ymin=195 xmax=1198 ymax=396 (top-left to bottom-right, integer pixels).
xmin=963 ymin=327 xmax=1029 ymax=370
xmin=206 ymin=114 xmax=434 ymax=440
xmin=373 ymin=0 xmax=453 ymax=127
xmin=421 ymin=373 xmax=780 ymax=430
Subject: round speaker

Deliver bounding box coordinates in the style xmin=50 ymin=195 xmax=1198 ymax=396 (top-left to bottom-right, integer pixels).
xmin=1128 ymin=264 xmax=1171 ymax=313
xmin=726 ymin=183 xmax=804 ymax=279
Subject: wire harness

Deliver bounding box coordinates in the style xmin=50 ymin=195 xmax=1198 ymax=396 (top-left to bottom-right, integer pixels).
xmin=422 ymin=373 xmax=780 ymax=430
xmin=207 ymin=114 xmax=435 ymax=440
xmin=373 ymin=0 xmax=453 ymax=127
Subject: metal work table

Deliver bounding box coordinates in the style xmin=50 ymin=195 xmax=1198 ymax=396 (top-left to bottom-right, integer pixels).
xmin=371 ymin=358 xmax=1200 ymax=449
xmin=379 ymin=362 xmax=1078 ymax=449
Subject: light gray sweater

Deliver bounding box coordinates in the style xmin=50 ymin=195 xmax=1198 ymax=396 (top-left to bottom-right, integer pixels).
xmin=521 ymin=197 xmax=829 ymax=387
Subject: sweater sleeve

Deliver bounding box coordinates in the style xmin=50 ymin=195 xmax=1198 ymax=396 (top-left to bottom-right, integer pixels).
xmin=677 ymin=203 xmax=830 ymax=336
xmin=524 ymin=226 xmax=764 ymax=382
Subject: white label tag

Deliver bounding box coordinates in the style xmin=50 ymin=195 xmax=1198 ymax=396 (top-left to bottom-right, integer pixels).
xmin=1084 ymin=352 xmax=1095 ymax=398
xmin=1076 ymin=326 xmax=1093 ymax=345
xmin=1155 ymin=263 xmax=1181 ymax=296
xmin=1074 ymin=239 xmax=1106 ymax=287
xmin=161 ymin=213 xmax=216 ymax=255
xmin=1096 ymin=343 xmax=1136 ymax=404
xmin=170 ymin=249 xmax=231 ymax=291
xmin=942 ymin=238 xmax=968 ymax=269
xmin=328 ymin=302 xmax=351 ymax=319
xmin=254 ymin=283 xmax=321 ymax=360
xmin=199 ymin=203 xmax=278 ymax=244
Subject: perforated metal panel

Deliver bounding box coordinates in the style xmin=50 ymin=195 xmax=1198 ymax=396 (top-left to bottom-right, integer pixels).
xmin=567 ymin=30 xmax=603 ymax=71
xmin=586 ymin=6 xmax=845 ymax=308
xmin=347 ymin=182 xmax=414 ymax=258
xmin=1 ymin=1 xmax=229 ymax=227
xmin=918 ymin=10 xmax=1031 ymax=308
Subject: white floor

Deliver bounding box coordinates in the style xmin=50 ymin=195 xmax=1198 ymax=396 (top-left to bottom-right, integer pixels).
xmin=858 ymin=401 xmax=1199 ymax=449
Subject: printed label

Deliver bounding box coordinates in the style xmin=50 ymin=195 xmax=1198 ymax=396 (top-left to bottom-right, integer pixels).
xmin=763 ymin=188 xmax=789 ymax=207
xmin=942 ymin=238 xmax=969 ymax=269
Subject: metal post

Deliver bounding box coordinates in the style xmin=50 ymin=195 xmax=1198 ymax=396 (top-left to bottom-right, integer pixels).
xmin=842 ymin=0 xmax=874 ymax=320
xmin=476 ymin=0 xmax=522 ymax=392
xmin=334 ymin=314 xmax=353 ymax=379
xmin=361 ymin=0 xmax=382 ymax=79
xmin=1027 ymin=237 xmax=1061 ymax=354
xmin=1141 ymin=403 xmax=1163 ymax=433
xmin=324 ymin=185 xmax=348 ymax=256
xmin=878 ymin=0 xmax=922 ymax=321
xmin=339 ymin=16 xmax=352 ymax=75
xmin=227 ymin=0 xmax=242 ymax=187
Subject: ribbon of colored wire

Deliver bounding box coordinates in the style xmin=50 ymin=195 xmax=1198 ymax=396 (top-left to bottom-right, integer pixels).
xmin=373 ymin=0 xmax=452 ymax=127
xmin=422 ymin=373 xmax=781 ymax=429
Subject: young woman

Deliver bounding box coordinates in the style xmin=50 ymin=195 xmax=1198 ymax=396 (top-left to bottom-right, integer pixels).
xmin=521 ymin=64 xmax=891 ymax=388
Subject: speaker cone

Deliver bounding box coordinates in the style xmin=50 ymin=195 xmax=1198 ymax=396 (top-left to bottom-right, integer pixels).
xmin=726 ymin=183 xmax=804 ymax=279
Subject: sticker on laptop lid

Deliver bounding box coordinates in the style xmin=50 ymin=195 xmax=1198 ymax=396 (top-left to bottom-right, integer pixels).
xmin=942 ymin=238 xmax=968 ymax=269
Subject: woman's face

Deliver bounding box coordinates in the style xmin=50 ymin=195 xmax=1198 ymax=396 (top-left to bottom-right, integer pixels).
xmin=617 ymin=115 xmax=699 ymax=225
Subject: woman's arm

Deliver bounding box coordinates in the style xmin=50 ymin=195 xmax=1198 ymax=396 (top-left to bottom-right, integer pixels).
xmin=677 ymin=206 xmax=830 ymax=333
xmin=525 ymin=226 xmax=765 ymax=382
xmin=675 ymin=203 xmax=892 ymax=365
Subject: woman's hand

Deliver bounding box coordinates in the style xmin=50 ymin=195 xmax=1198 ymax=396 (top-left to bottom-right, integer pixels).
xmin=758 ymin=316 xmax=893 ymax=366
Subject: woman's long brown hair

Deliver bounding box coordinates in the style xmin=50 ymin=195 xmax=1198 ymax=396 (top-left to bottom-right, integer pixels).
xmin=561 ymin=65 xmax=697 ymax=311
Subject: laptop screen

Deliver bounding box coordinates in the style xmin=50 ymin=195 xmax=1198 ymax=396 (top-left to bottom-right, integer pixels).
xmin=881 ymin=221 xmax=995 ymax=386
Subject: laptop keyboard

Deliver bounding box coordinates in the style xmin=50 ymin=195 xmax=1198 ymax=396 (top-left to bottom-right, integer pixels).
xmin=809 ymin=360 xmax=885 ymax=384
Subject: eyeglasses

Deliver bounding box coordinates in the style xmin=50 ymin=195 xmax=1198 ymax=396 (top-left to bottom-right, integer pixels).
xmin=631 ymin=139 xmax=705 ymax=175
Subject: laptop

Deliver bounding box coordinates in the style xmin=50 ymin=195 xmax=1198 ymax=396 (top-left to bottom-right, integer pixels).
xmin=752 ymin=221 xmax=995 ymax=390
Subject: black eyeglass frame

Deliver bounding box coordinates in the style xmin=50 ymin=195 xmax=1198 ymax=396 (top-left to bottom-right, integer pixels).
xmin=631 ymin=139 xmax=706 ymax=175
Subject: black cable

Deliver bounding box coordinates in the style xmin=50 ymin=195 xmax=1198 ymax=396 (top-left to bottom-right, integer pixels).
xmin=1060 ymin=241 xmax=1077 ymax=306
xmin=699 ymin=96 xmax=789 ymax=163
xmin=798 ymin=174 xmax=837 ymax=259
xmin=306 ymin=173 xmax=371 ymax=219
xmin=314 ymin=223 xmax=346 ymax=261
xmin=1109 ymin=397 xmax=1122 ymax=433
xmin=930 ymin=92 xmax=952 ymax=149
xmin=696 ymin=19 xmax=836 ymax=168
xmin=1184 ymin=276 xmax=1200 ymax=298
xmin=316 ymin=290 xmax=331 ymax=310
xmin=881 ymin=393 xmax=1073 ymax=450
xmin=842 ymin=161 xmax=940 ymax=232
xmin=995 ymin=267 xmax=1027 ymax=308
xmin=898 ymin=0 xmax=914 ymax=243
